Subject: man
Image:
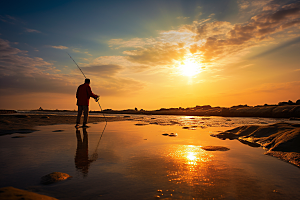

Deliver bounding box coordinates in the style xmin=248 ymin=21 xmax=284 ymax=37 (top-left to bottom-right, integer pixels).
xmin=76 ymin=79 xmax=98 ymax=128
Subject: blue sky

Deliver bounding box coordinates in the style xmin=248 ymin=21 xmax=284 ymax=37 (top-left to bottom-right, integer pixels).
xmin=1 ymin=0 xmax=300 ymax=110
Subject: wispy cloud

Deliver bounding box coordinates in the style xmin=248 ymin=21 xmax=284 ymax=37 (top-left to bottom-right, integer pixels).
xmin=0 ymin=15 xmax=17 ymax=24
xmin=108 ymin=38 xmax=156 ymax=49
xmin=49 ymin=45 xmax=69 ymax=49
xmin=176 ymin=16 xmax=190 ymax=20
xmin=82 ymin=64 xmax=124 ymax=77
xmin=125 ymin=43 xmax=187 ymax=66
xmin=240 ymin=64 xmax=254 ymax=68
xmin=0 ymin=38 xmax=76 ymax=95
xmin=25 ymin=28 xmax=41 ymax=33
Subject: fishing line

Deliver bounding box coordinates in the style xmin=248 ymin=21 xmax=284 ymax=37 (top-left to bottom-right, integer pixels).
xmin=91 ymin=122 xmax=107 ymax=161
xmin=67 ymin=52 xmax=107 ymax=123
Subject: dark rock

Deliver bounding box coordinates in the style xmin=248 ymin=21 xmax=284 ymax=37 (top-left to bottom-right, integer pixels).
xmin=15 ymin=115 xmax=30 ymax=118
xmin=11 ymin=136 xmax=26 ymax=138
xmin=41 ymin=116 xmax=49 ymax=119
xmin=290 ymin=117 xmax=300 ymax=121
xmin=201 ymin=146 xmax=230 ymax=151
xmin=169 ymin=133 xmax=177 ymax=137
xmin=41 ymin=172 xmax=72 ymax=185
xmin=15 ymin=129 xmax=38 ymax=134
xmin=162 ymin=133 xmax=169 ymax=136
xmin=0 ymin=187 xmax=58 ymax=200
xmin=52 ymin=130 xmax=64 ymax=132
xmin=134 ymin=123 xmax=148 ymax=126
xmin=238 ymin=139 xmax=261 ymax=147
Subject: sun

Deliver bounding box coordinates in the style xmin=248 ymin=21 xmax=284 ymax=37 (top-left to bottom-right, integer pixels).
xmin=179 ymin=59 xmax=202 ymax=77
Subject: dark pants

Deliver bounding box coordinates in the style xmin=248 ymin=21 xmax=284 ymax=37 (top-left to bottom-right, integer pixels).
xmin=76 ymin=105 xmax=89 ymax=125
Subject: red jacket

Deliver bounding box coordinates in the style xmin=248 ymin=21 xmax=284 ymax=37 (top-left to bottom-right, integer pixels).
xmin=76 ymin=83 xmax=98 ymax=106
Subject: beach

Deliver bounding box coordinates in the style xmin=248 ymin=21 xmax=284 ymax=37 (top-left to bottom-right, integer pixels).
xmin=1 ymin=113 xmax=300 ymax=199
xmin=0 ymin=114 xmax=125 ymax=136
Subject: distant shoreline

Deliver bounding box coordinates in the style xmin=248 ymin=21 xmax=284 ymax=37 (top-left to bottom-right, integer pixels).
xmin=97 ymin=105 xmax=300 ymax=119
xmin=2 ymin=101 xmax=300 ymax=119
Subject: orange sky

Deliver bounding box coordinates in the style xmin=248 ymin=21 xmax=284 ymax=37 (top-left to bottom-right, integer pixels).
xmin=1 ymin=0 xmax=300 ymax=110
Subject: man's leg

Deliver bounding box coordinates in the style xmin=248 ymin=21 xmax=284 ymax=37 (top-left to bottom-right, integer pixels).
xmin=83 ymin=105 xmax=89 ymax=126
xmin=76 ymin=105 xmax=83 ymax=126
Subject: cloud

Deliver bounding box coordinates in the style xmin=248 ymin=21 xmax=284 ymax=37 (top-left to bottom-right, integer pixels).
xmin=240 ymin=64 xmax=254 ymax=68
xmin=184 ymin=21 xmax=233 ymax=40
xmin=49 ymin=45 xmax=69 ymax=49
xmin=0 ymin=38 xmax=24 ymax=56
xmin=183 ymin=1 xmax=300 ymax=62
xmin=0 ymin=15 xmax=17 ymax=24
xmin=250 ymin=36 xmax=300 ymax=59
xmin=0 ymin=38 xmax=76 ymax=95
xmin=108 ymin=38 xmax=156 ymax=49
xmin=238 ymin=0 xmax=272 ymax=10
xmin=101 ymin=1 xmax=299 ymax=76
xmin=125 ymin=43 xmax=187 ymax=66
xmin=0 ymin=38 xmax=144 ymax=99
xmin=80 ymin=63 xmax=144 ymax=96
xmin=81 ymin=64 xmax=123 ymax=77
xmin=176 ymin=16 xmax=190 ymax=20
xmin=72 ymin=49 xmax=80 ymax=53
xmin=25 ymin=28 xmax=41 ymax=33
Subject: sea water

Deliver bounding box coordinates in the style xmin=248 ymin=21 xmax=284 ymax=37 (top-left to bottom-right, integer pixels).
xmin=1 ymin=116 xmax=300 ymax=199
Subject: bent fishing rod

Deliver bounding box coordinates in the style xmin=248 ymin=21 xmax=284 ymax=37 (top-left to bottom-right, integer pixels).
xmin=67 ymin=52 xmax=107 ymax=123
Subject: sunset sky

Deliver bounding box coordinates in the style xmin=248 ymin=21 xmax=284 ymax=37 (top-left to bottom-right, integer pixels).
xmin=0 ymin=0 xmax=300 ymax=111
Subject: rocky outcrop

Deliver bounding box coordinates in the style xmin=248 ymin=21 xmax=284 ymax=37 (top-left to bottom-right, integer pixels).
xmin=211 ymin=123 xmax=300 ymax=167
xmin=0 ymin=187 xmax=58 ymax=200
xmin=222 ymin=105 xmax=300 ymax=118
xmin=0 ymin=110 xmax=17 ymax=114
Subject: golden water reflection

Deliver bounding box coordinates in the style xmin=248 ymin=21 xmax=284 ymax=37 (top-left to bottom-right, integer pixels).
xmin=166 ymin=145 xmax=214 ymax=187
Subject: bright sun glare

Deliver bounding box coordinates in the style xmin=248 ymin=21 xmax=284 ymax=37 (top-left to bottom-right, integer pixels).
xmin=179 ymin=59 xmax=202 ymax=77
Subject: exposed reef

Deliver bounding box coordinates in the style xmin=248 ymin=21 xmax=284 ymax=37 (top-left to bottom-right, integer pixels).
xmin=211 ymin=123 xmax=300 ymax=167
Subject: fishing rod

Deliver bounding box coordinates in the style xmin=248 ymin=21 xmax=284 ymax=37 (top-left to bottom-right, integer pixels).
xmin=67 ymin=52 xmax=87 ymax=79
xmin=67 ymin=52 xmax=107 ymax=123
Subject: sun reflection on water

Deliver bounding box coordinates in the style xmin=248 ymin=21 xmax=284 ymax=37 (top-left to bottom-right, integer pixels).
xmin=166 ymin=145 xmax=214 ymax=186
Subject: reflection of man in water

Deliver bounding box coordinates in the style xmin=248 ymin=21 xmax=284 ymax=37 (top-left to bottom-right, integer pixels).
xmin=75 ymin=128 xmax=96 ymax=176
xmin=75 ymin=78 xmax=98 ymax=128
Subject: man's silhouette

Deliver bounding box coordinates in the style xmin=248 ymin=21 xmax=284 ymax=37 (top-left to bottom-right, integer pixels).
xmin=75 ymin=79 xmax=98 ymax=128
xmin=75 ymin=128 xmax=95 ymax=176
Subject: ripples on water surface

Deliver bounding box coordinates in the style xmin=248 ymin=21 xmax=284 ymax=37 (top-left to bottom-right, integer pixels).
xmin=1 ymin=116 xmax=300 ymax=199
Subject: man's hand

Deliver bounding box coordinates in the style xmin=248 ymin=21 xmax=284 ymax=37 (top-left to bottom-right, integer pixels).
xmin=95 ymin=96 xmax=100 ymax=102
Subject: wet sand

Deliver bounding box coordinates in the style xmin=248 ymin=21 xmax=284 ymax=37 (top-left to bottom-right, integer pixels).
xmin=1 ymin=121 xmax=300 ymax=199
xmin=1 ymin=115 xmax=300 ymax=199
xmin=0 ymin=114 xmax=125 ymax=136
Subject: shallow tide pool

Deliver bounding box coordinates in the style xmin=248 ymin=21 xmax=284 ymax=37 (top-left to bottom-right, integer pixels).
xmin=1 ymin=119 xmax=300 ymax=200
